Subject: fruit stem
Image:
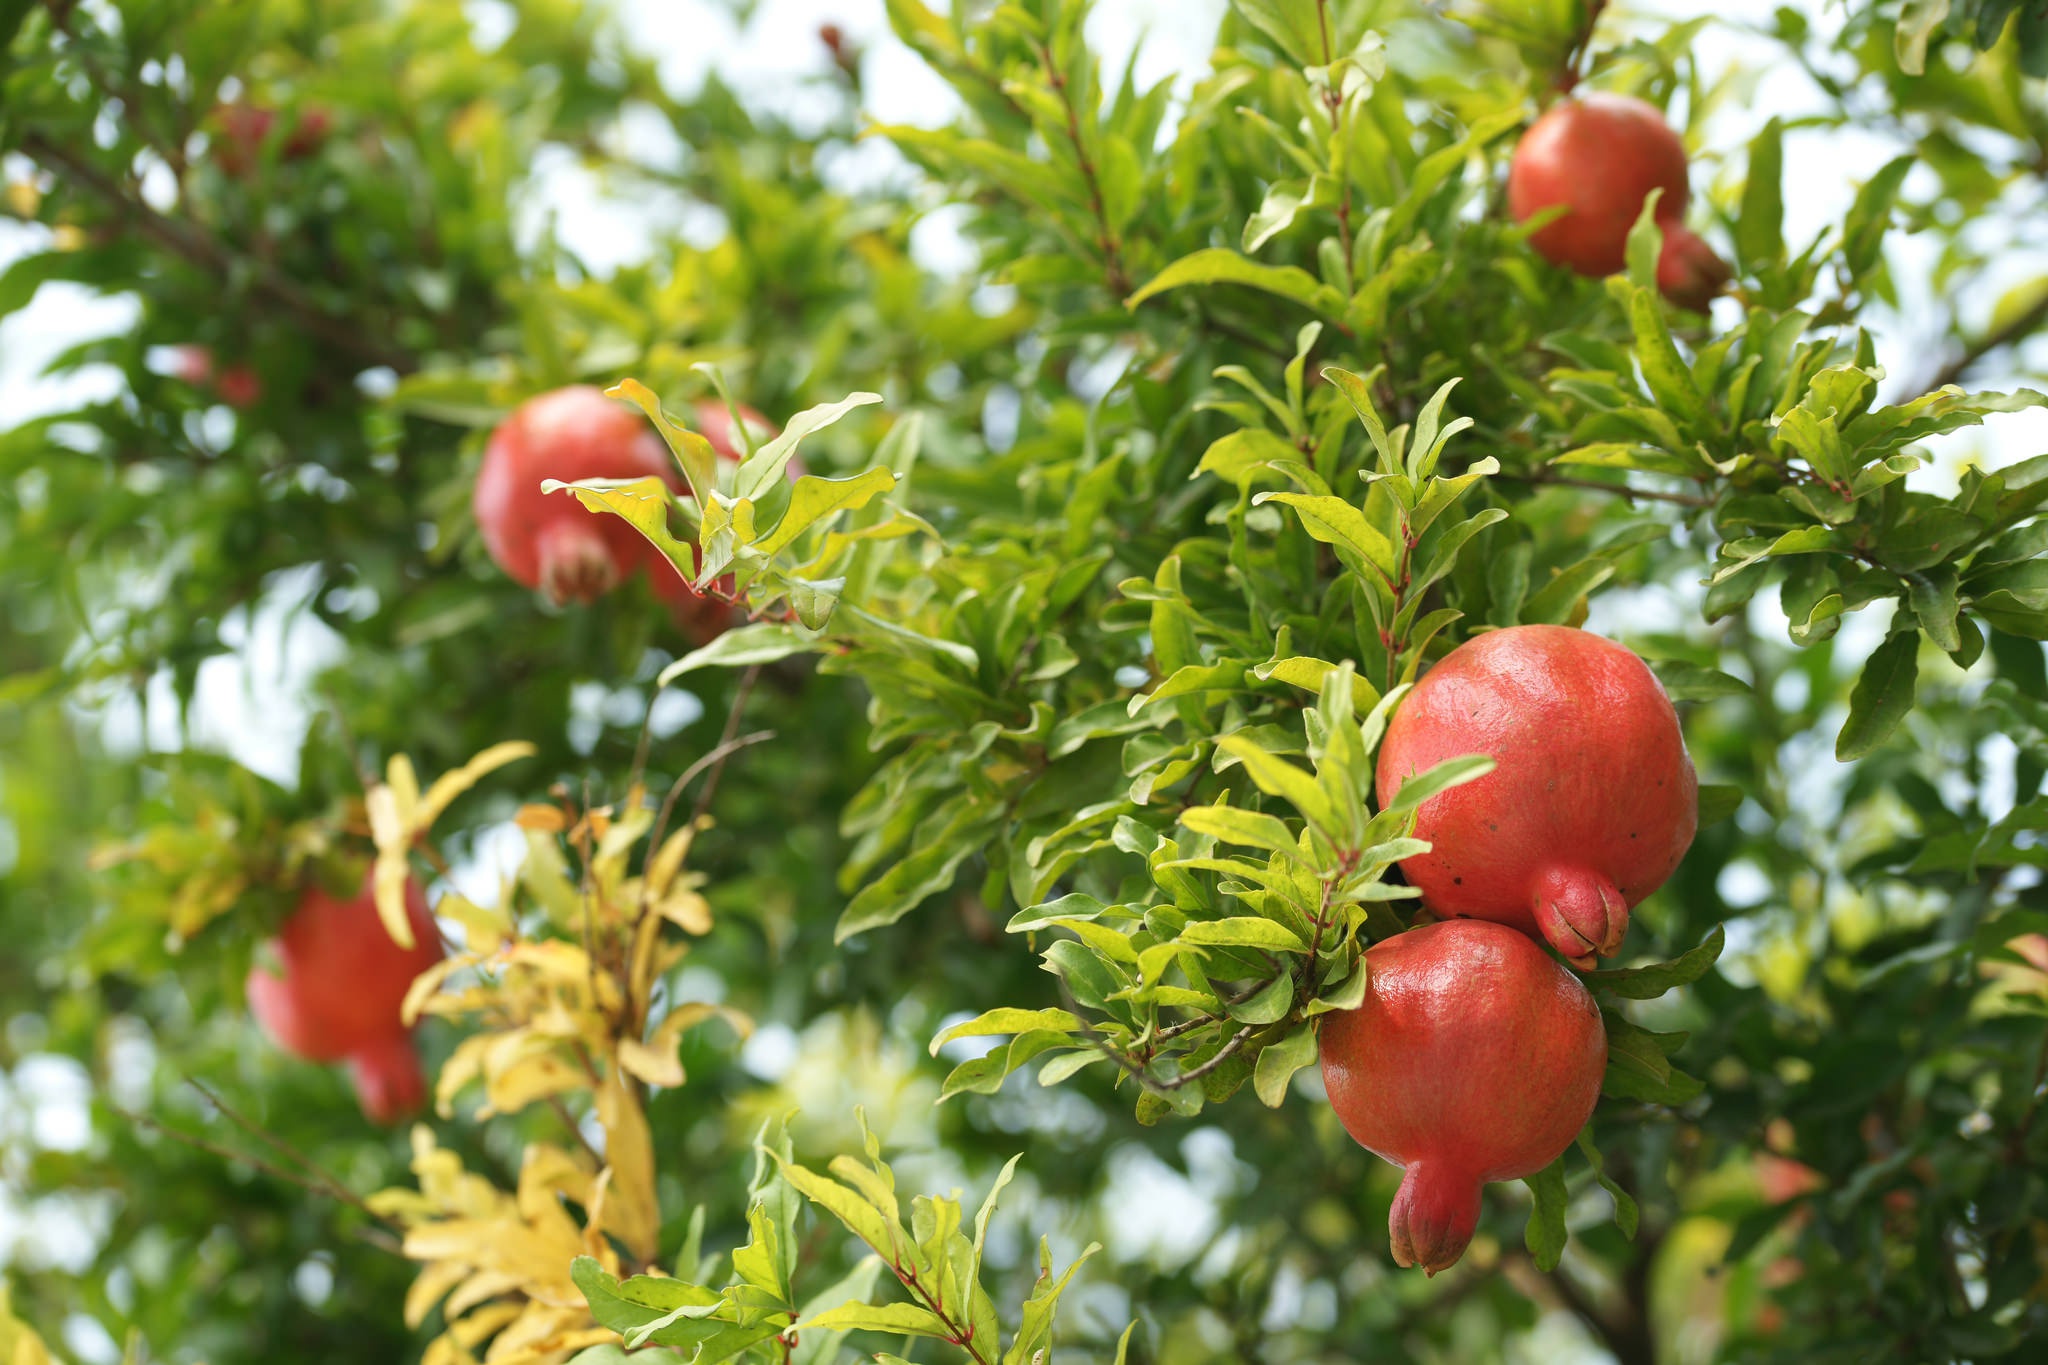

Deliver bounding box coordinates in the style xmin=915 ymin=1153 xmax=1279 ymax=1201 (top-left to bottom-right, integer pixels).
xmin=1557 ymin=0 xmax=1608 ymax=95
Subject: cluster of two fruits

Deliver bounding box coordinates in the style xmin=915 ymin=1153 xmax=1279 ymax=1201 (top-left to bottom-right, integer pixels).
xmin=1320 ymin=626 xmax=1699 ymax=1274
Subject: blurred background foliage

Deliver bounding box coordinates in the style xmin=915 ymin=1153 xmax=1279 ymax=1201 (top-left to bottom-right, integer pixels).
xmin=2 ymin=0 xmax=2048 ymax=1362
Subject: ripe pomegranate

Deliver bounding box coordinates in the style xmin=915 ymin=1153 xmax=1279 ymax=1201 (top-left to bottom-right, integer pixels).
xmin=248 ymin=873 xmax=443 ymax=1123
xmin=1506 ymin=92 xmax=1731 ymax=311
xmin=474 ymin=385 xmax=685 ymax=604
xmin=211 ymin=103 xmax=330 ymax=177
xmin=215 ymin=363 xmax=262 ymax=410
xmin=346 ymin=1032 xmax=431 ymax=1125
xmin=1375 ymin=625 xmax=1697 ymax=967
xmin=1321 ymin=920 xmax=1607 ymax=1274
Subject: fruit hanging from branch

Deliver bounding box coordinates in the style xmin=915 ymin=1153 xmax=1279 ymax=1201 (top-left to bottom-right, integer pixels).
xmin=1506 ymin=92 xmax=1731 ymax=311
xmin=210 ymin=102 xmax=332 ymax=178
xmin=474 ymin=385 xmax=685 ymax=605
xmin=1375 ymin=625 xmax=1697 ymax=967
xmin=1320 ymin=919 xmax=1608 ymax=1275
xmin=245 ymin=872 xmax=444 ymax=1123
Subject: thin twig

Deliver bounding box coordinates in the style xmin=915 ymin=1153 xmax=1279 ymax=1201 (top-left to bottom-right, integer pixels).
xmin=548 ymin=1093 xmax=606 ymax=1169
xmin=1315 ymin=0 xmax=1355 ymax=269
xmin=1033 ymin=39 xmax=1131 ymax=297
xmin=1056 ymin=975 xmax=1257 ymax=1093
xmin=688 ymin=665 xmax=765 ymax=829
xmin=184 ymin=1076 xmax=398 ymax=1226
xmin=1917 ymin=285 xmax=2048 ymax=394
xmin=116 ymin=1105 xmax=403 ymax=1253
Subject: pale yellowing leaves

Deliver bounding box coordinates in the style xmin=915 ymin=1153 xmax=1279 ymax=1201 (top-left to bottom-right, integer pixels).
xmin=368 ymin=742 xmax=535 ymax=948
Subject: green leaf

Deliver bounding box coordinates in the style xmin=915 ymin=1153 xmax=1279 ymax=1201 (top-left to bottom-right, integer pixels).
xmin=1214 ymin=734 xmax=1337 ymax=835
xmin=1522 ymin=1157 xmax=1568 ymax=1272
xmin=1179 ymin=917 xmax=1308 ymax=952
xmin=1652 ymin=662 xmax=1753 ymax=702
xmin=798 ymin=1301 xmax=950 ymax=1338
xmin=1895 ymin=0 xmax=1952 ymax=73
xmin=1379 ymin=754 xmax=1494 ymax=813
xmin=1127 ymin=248 xmax=1339 ymax=314
xmin=1697 ymin=784 xmax=1743 ymax=826
xmin=609 ymin=379 xmax=720 ymax=506
xmin=1584 ymin=926 xmax=1726 ymax=1000
xmin=1908 ymin=567 xmax=1962 ymax=653
xmin=1243 ymin=175 xmax=1326 ymax=252
xmin=1196 ymin=428 xmax=1298 ymax=486
xmin=1836 ymin=630 xmax=1920 ymax=761
xmin=1253 ymin=1025 xmax=1317 ymax=1107
xmin=1230 ymin=0 xmax=1327 ymax=66
xmin=1576 ymin=1132 xmax=1640 ymax=1240
xmin=1601 ymin=1014 xmax=1705 ymax=1105
xmin=732 ymin=392 xmax=883 ymax=502
xmin=755 ymin=468 xmax=899 ymax=556
xmin=1737 ymin=118 xmax=1786 ymax=267
xmin=1253 ymin=492 xmax=1398 ymax=576
xmin=930 ymin=1008 xmax=1081 ymax=1055
xmin=1179 ymin=805 xmax=1304 ymax=858
xmin=1630 ymin=287 xmax=1708 ymax=429
xmin=658 ymin=623 xmax=817 ymax=684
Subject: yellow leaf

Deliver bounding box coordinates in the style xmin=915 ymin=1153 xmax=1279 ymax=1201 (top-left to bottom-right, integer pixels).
xmin=0 ymin=1283 xmax=53 ymax=1365
xmin=404 ymin=1259 xmax=469 ymax=1329
xmin=373 ymin=849 xmax=417 ymax=950
xmin=434 ymin=893 xmax=513 ymax=956
xmin=418 ymin=741 xmax=537 ymax=830
xmin=514 ymin=804 xmax=566 ymax=833
xmin=643 ymin=822 xmax=698 ymax=898
xmin=594 ymin=1070 xmax=659 ymax=1261
xmin=386 ymin=754 xmax=422 ymax=827
xmin=480 ymin=1033 xmax=587 ymax=1117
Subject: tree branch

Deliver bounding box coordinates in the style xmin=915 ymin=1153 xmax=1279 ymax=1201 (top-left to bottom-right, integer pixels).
xmin=1916 ymin=284 xmax=2048 ymax=395
xmin=17 ymin=129 xmax=415 ymax=375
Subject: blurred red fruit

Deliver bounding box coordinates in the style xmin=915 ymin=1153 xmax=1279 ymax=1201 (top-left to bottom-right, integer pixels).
xmin=474 ymin=385 xmax=684 ymax=604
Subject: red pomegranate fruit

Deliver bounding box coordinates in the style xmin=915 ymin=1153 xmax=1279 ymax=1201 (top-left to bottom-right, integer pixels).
xmin=215 ymin=363 xmax=262 ymax=410
xmin=248 ymin=873 xmax=443 ymax=1123
xmin=1506 ymin=92 xmax=1731 ymax=312
xmin=1375 ymin=625 xmax=1697 ymax=968
xmin=212 ymin=103 xmax=330 ymax=177
xmin=345 ymin=1032 xmax=431 ymax=1125
xmin=1320 ymin=919 xmax=1607 ymax=1274
xmin=474 ymin=385 xmax=685 ymax=604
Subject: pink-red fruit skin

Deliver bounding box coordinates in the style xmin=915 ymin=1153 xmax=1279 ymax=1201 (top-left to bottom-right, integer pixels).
xmin=1507 ymin=92 xmax=1731 ymax=312
xmin=1374 ymin=625 xmax=1697 ymax=968
xmin=1320 ymin=920 xmax=1607 ymax=1274
xmin=474 ymin=385 xmax=683 ymax=605
xmin=246 ymin=874 xmax=444 ymax=1124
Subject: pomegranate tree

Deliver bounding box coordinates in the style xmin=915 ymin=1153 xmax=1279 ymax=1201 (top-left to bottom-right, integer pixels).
xmin=474 ymin=385 xmax=684 ymax=604
xmin=1375 ymin=625 xmax=1697 ymax=967
xmin=246 ymin=873 xmax=444 ymax=1123
xmin=1320 ymin=920 xmax=1607 ymax=1274
xmin=1506 ymin=92 xmax=1730 ymax=311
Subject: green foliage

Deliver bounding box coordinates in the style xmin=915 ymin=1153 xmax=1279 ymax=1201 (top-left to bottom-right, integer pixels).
xmin=6 ymin=0 xmax=2048 ymax=1361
